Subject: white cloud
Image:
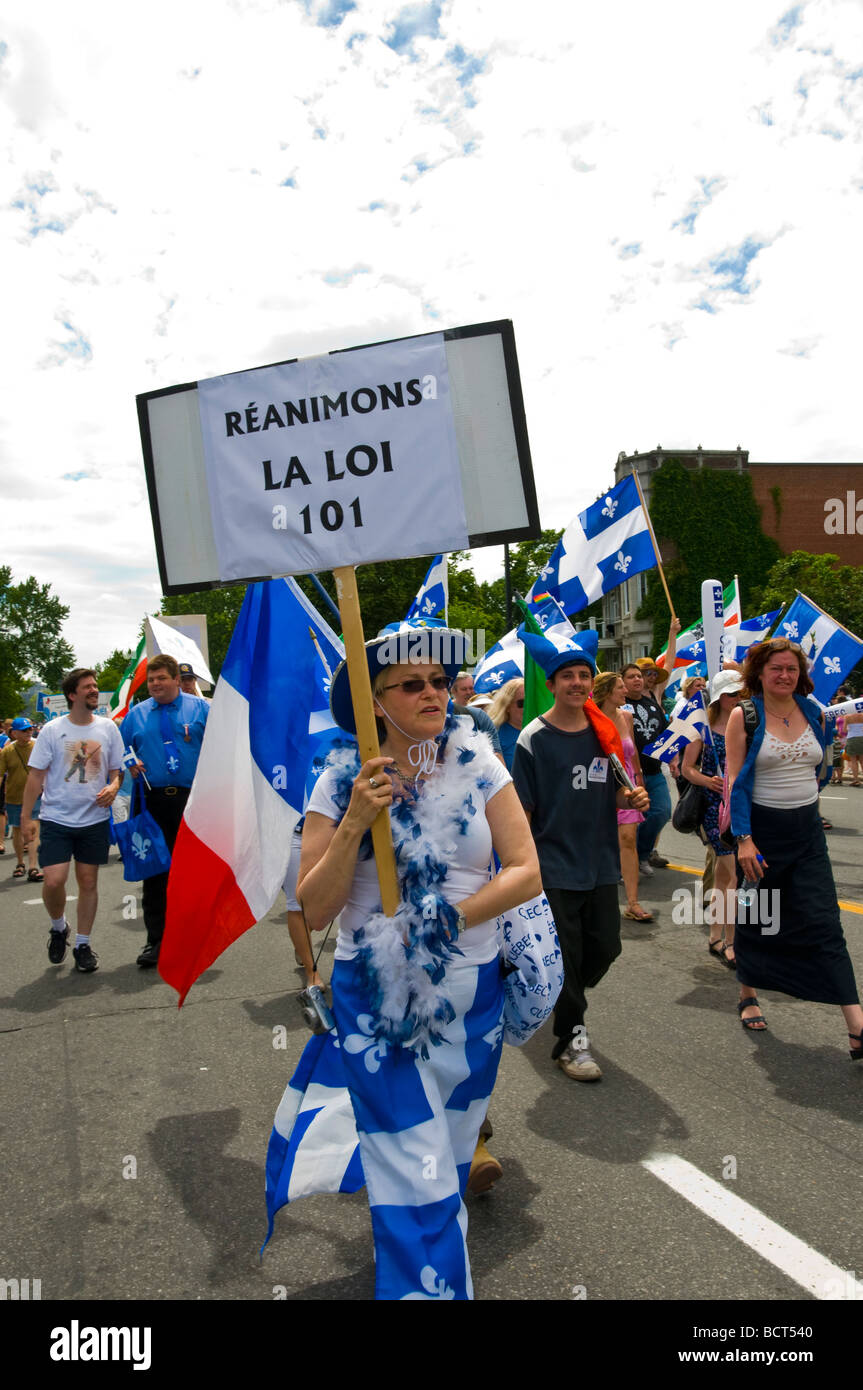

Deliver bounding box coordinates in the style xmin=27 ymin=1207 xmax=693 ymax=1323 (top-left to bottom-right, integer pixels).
xmin=2 ymin=0 xmax=862 ymax=661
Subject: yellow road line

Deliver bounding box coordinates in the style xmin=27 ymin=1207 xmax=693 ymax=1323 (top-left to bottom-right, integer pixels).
xmin=665 ymin=862 xmax=863 ymax=915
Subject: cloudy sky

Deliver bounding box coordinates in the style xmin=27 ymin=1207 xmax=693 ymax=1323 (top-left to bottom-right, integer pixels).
xmin=3 ymin=0 xmax=862 ymax=665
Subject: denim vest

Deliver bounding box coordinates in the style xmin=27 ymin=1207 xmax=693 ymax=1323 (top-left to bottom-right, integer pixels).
xmin=729 ymin=694 xmax=828 ymax=838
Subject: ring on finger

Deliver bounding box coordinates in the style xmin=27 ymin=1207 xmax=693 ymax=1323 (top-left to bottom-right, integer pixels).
xmin=369 ymin=777 xmax=378 ymax=788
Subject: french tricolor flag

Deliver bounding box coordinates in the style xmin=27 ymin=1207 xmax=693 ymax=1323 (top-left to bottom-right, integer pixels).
xmin=159 ymin=577 xmax=344 ymax=1004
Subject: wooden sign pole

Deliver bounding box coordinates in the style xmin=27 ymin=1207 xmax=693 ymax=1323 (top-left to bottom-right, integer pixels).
xmin=631 ymin=466 xmax=677 ymax=622
xmin=333 ymin=565 xmax=401 ymax=916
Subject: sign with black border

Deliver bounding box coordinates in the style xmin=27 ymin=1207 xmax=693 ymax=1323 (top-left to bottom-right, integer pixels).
xmin=137 ymin=320 xmax=539 ymax=594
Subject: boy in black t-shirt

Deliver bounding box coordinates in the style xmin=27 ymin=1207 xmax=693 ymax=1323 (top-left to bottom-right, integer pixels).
xmin=513 ymin=629 xmax=648 ymax=1082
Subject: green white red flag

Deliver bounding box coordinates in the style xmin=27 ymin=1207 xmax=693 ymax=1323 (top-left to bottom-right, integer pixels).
xmin=108 ymin=637 xmax=147 ymax=723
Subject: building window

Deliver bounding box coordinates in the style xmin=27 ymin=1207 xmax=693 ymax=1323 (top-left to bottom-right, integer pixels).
xmin=607 ymin=590 xmax=620 ymax=622
xmin=621 ymin=580 xmax=631 ymax=618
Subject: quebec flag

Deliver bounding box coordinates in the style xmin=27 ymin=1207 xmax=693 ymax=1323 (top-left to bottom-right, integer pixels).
xmin=663 ymin=658 xmax=708 ymax=706
xmin=527 ymin=474 xmax=656 ymax=615
xmin=263 ymin=1032 xmax=364 ymax=1251
xmin=405 ymin=555 xmax=448 ymax=623
xmin=776 ymin=593 xmax=863 ymax=704
xmin=473 ymin=627 xmax=525 ymax=694
xmin=675 ymin=635 xmax=707 ymax=665
xmin=160 ymin=577 xmax=345 ymax=1004
xmin=720 ymin=608 xmax=783 ymax=666
xmin=643 ymin=691 xmax=710 ymax=762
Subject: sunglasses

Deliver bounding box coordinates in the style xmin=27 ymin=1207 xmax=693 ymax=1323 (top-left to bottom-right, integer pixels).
xmin=380 ymin=676 xmax=450 ymax=695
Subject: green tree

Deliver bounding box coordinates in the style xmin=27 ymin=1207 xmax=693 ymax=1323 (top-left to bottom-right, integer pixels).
xmin=751 ymin=551 xmax=863 ymax=635
xmin=636 ymin=459 xmax=782 ymax=649
xmin=290 ymin=558 xmax=436 ymax=641
xmin=159 ymin=585 xmax=248 ymax=681
xmin=94 ymin=648 xmax=134 ymax=693
xmin=0 ymin=567 xmax=75 ymax=715
xmin=157 ymin=540 xmax=557 ymax=678
xmin=751 ymin=550 xmax=863 ymax=694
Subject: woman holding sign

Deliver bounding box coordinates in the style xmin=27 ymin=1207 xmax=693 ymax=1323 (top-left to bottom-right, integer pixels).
xmin=295 ymin=620 xmax=540 ymax=1301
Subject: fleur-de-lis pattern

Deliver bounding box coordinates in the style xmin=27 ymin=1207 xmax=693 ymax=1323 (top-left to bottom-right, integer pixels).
xmin=342 ymin=1013 xmax=390 ymax=1074
xmin=401 ymin=1265 xmax=456 ymax=1300
xmin=131 ymin=831 xmax=152 ymax=860
xmin=614 ymin=550 xmax=632 ymax=574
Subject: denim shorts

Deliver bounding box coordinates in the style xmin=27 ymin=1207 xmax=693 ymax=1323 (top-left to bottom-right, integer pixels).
xmin=6 ymin=798 xmax=41 ymax=828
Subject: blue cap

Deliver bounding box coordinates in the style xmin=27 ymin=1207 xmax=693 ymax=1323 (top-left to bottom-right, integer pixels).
xmin=11 ymin=717 xmax=33 ymax=731
xmin=518 ymin=625 xmax=599 ymax=678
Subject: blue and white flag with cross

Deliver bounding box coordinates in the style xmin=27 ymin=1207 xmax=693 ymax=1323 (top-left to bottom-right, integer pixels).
xmin=775 ymin=593 xmax=863 ymax=703
xmin=643 ymin=690 xmax=710 ymax=762
xmin=405 ymin=555 xmax=448 ymax=623
xmin=526 ymin=474 xmax=656 ymax=616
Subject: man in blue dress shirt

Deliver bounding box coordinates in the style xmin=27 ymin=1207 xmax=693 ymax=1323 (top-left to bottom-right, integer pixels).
xmin=121 ymin=654 xmax=209 ymax=967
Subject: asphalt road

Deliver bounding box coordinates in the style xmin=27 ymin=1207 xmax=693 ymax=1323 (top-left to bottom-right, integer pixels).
xmin=1 ymin=783 xmax=861 ymax=1313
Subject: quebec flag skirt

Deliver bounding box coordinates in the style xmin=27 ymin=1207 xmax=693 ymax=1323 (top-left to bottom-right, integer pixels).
xmin=264 ymin=953 xmax=505 ymax=1301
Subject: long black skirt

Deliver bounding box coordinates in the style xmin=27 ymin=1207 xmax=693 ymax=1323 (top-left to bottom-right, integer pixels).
xmin=735 ymin=801 xmax=859 ymax=1006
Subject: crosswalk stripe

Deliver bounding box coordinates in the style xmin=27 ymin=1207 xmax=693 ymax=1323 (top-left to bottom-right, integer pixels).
xmin=642 ymin=1152 xmax=863 ymax=1301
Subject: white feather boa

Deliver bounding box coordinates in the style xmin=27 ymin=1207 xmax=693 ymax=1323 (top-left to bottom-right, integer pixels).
xmin=327 ymin=714 xmax=500 ymax=1056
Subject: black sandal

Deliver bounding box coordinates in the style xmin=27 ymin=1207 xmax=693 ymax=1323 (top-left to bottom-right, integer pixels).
xmin=848 ymin=1028 xmax=863 ymax=1061
xmin=738 ymin=997 xmax=767 ymax=1031
xmin=708 ymin=939 xmax=725 ymax=959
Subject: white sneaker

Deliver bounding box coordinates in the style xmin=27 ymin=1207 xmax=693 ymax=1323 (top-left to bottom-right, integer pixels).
xmin=639 ymin=860 xmax=654 ymax=876
xmin=557 ymin=1045 xmax=602 ymax=1082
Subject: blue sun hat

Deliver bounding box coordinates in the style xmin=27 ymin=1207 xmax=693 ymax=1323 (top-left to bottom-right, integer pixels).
xmin=329 ymin=617 xmax=469 ymax=734
xmin=517 ymin=625 xmax=599 ymax=679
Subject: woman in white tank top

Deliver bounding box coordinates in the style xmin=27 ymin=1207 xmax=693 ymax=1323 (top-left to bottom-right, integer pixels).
xmin=725 ymin=639 xmax=863 ymax=1061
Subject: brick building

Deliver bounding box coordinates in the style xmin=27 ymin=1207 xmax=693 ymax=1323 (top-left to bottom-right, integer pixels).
xmin=595 ymin=448 xmax=863 ymax=668
xmin=748 ymin=462 xmax=863 ymax=563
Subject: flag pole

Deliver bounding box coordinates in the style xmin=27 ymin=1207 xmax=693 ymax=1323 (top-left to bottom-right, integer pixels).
xmin=332 ymin=565 xmax=400 ymax=916
xmin=631 ymin=467 xmax=677 ymax=622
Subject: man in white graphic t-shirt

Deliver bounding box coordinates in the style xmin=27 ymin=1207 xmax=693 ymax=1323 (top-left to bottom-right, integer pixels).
xmin=21 ymin=669 xmax=124 ymax=973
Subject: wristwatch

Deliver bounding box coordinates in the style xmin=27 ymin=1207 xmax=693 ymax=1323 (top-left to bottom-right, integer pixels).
xmin=735 ymin=834 xmax=752 ymax=844
xmin=455 ymin=907 xmax=467 ymax=936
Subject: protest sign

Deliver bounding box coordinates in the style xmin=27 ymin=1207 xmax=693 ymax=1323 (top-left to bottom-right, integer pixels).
xmin=138 ymin=320 xmax=538 ymax=595
xmin=146 ymin=613 xmax=213 ymax=685
xmin=137 ymin=320 xmax=539 ymax=916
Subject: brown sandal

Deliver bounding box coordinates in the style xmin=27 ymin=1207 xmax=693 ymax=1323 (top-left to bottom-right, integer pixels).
xmin=624 ymin=906 xmax=654 ymax=922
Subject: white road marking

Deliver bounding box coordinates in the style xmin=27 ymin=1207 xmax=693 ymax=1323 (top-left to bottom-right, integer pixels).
xmin=642 ymin=1153 xmax=863 ymax=1301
